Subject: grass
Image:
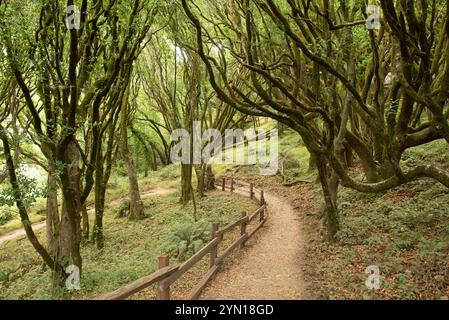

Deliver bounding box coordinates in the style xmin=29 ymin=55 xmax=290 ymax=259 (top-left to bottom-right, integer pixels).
xmin=212 ymin=127 xmax=312 ymax=183
xmin=0 ymin=188 xmax=259 ymax=300
xmin=0 ymin=212 xmax=46 ymax=235
xmin=101 ymin=164 xmax=182 ymax=203
xmin=277 ymin=130 xmax=314 ymax=182
xmin=0 ymin=199 xmax=47 ymax=235
xmin=0 ymin=164 xmax=183 ymax=237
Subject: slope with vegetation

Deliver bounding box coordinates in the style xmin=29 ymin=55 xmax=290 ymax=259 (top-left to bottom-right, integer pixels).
xmin=223 ymin=129 xmax=449 ymax=300
xmin=0 ymin=0 xmax=448 ymax=300
xmin=0 ymin=166 xmax=259 ymax=299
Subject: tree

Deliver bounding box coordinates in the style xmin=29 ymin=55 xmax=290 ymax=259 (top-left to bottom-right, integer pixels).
xmin=0 ymin=0 xmax=157 ymax=283
xmin=119 ymin=76 xmax=146 ymax=220
xmin=182 ymin=0 xmax=449 ymax=240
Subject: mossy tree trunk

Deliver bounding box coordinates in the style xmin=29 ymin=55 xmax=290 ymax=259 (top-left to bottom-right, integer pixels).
xmin=120 ymin=82 xmax=145 ymax=220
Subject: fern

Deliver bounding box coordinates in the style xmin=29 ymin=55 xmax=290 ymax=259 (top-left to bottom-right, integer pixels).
xmin=169 ymin=221 xmax=210 ymax=261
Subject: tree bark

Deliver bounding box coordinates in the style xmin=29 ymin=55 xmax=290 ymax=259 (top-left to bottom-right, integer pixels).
xmin=205 ymin=164 xmax=215 ymax=190
xmin=0 ymin=125 xmax=64 ymax=281
xmin=120 ymin=84 xmax=145 ymax=220
xmin=46 ymin=160 xmax=60 ymax=255
xmin=81 ymin=204 xmax=89 ymax=242
xmin=92 ymin=161 xmax=106 ymax=248
xmin=194 ymin=164 xmax=206 ymax=197
xmin=92 ymin=116 xmax=118 ymax=248
xmin=58 ymin=140 xmax=83 ymax=273
xmin=316 ymin=158 xmax=340 ymax=241
xmin=181 ymin=163 xmax=193 ymax=205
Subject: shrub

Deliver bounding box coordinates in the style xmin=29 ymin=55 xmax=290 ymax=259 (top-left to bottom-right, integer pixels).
xmin=0 ymin=208 xmax=17 ymax=226
xmin=167 ymin=221 xmax=210 ymax=262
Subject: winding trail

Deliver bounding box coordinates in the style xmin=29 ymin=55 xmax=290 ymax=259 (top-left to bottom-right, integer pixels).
xmin=0 ymin=187 xmax=176 ymax=246
xmin=200 ymin=187 xmax=306 ymax=300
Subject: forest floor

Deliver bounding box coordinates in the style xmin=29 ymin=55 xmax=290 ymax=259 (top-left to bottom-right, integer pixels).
xmin=0 ymin=187 xmax=176 ymax=246
xmin=0 ymin=170 xmax=260 ymax=299
xmin=219 ymin=130 xmax=449 ymax=300
xmin=200 ymin=188 xmax=307 ymax=299
xmin=1 ymin=129 xmax=449 ymax=300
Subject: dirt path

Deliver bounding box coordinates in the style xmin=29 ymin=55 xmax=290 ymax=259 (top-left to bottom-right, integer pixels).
xmin=200 ymin=187 xmax=306 ymax=300
xmin=0 ymin=187 xmax=176 ymax=247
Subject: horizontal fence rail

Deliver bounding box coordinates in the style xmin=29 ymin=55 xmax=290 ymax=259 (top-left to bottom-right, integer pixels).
xmin=95 ymin=178 xmax=268 ymax=300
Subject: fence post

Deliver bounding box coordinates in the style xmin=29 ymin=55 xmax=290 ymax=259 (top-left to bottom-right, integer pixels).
xmin=240 ymin=212 xmax=247 ymax=249
xmin=260 ymin=204 xmax=266 ymax=222
xmin=260 ymin=190 xmax=265 ymax=205
xmin=250 ymin=183 xmax=254 ymax=199
xmin=222 ymin=177 xmax=226 ymax=191
xmin=210 ymin=223 xmax=219 ymax=268
xmin=156 ymin=255 xmax=170 ymax=300
xmin=231 ymin=178 xmax=235 ymax=192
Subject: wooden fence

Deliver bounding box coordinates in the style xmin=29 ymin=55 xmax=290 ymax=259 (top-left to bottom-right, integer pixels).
xmin=95 ymin=178 xmax=267 ymax=300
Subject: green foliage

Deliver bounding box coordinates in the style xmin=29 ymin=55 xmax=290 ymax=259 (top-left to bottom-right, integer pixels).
xmin=309 ymin=145 xmax=449 ymax=299
xmin=290 ymin=133 xmax=449 ymax=300
xmin=114 ymin=199 xmax=131 ymax=218
xmin=0 ymin=208 xmax=16 ymax=226
xmin=0 ymin=188 xmax=258 ymax=299
xmin=0 ymin=169 xmax=47 ymax=209
xmin=158 ymin=165 xmax=181 ymax=181
xmin=167 ymin=221 xmax=210 ymax=262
